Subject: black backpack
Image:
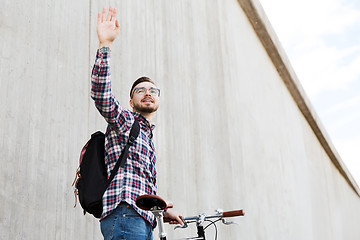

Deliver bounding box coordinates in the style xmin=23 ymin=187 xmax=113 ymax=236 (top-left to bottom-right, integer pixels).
xmin=73 ymin=120 xmax=140 ymax=218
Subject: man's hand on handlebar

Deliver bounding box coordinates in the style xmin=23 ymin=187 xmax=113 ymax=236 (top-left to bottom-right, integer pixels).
xmin=164 ymin=208 xmax=184 ymax=225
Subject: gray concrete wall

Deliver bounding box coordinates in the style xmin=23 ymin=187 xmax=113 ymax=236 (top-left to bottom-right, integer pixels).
xmin=1 ymin=0 xmax=359 ymax=239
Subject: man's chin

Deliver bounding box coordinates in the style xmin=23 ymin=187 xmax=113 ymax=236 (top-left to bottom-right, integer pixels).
xmin=134 ymin=106 xmax=158 ymax=114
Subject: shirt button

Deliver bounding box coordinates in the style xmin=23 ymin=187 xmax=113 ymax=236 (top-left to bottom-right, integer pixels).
xmin=123 ymin=214 xmax=126 ymax=217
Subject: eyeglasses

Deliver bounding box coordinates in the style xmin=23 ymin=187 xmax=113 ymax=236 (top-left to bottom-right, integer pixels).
xmin=133 ymin=87 xmax=160 ymax=97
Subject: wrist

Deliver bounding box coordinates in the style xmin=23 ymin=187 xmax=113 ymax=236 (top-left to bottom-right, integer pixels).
xmin=99 ymin=41 xmax=113 ymax=50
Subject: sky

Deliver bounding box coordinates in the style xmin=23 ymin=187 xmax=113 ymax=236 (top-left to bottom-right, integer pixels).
xmin=258 ymin=0 xmax=360 ymax=185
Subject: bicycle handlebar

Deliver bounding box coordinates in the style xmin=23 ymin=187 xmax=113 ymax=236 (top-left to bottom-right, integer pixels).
xmin=136 ymin=194 xmax=245 ymax=239
xmin=163 ymin=209 xmax=245 ymax=223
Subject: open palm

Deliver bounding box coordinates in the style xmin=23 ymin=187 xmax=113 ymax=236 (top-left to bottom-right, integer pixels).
xmin=97 ymin=7 xmax=120 ymax=48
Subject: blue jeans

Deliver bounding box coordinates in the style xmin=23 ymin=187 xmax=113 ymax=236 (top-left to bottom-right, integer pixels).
xmin=100 ymin=202 xmax=153 ymax=240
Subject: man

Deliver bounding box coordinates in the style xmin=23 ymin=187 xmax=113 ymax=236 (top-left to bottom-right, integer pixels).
xmin=91 ymin=6 xmax=183 ymax=240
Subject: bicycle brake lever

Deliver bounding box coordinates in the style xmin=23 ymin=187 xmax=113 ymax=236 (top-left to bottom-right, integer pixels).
xmin=174 ymin=222 xmax=188 ymax=230
xmin=222 ymin=219 xmax=238 ymax=225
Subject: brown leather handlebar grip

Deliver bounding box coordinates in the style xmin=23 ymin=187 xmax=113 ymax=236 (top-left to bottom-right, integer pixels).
xmin=222 ymin=209 xmax=245 ymax=217
xmin=163 ymin=217 xmax=172 ymax=223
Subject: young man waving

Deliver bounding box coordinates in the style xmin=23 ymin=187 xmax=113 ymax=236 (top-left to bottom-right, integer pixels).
xmin=91 ymin=6 xmax=183 ymax=240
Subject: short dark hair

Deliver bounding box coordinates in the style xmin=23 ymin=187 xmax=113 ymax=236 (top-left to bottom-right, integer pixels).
xmin=130 ymin=76 xmax=155 ymax=98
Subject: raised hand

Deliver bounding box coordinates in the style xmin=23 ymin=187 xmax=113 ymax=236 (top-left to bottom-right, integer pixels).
xmin=97 ymin=7 xmax=120 ymax=49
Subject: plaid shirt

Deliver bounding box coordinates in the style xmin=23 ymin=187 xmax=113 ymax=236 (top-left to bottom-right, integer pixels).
xmin=91 ymin=48 xmax=157 ymax=226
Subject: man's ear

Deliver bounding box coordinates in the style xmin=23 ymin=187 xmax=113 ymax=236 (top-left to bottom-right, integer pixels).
xmin=129 ymin=99 xmax=134 ymax=108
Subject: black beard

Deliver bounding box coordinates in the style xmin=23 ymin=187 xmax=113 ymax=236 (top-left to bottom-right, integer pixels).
xmin=133 ymin=104 xmax=158 ymax=114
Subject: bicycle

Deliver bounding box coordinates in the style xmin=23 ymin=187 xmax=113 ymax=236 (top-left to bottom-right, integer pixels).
xmin=136 ymin=194 xmax=245 ymax=240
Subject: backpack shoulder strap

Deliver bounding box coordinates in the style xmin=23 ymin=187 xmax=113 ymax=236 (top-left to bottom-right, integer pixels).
xmin=127 ymin=118 xmax=140 ymax=147
xmin=107 ymin=119 xmax=140 ymax=185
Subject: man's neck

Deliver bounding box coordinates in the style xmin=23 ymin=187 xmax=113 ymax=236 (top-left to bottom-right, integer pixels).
xmin=133 ymin=110 xmax=154 ymax=124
